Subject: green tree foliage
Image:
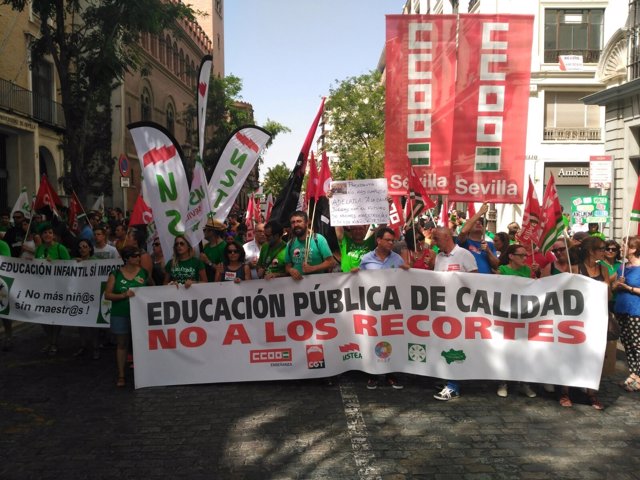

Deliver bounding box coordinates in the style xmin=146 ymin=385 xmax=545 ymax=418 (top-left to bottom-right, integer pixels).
xmin=262 ymin=162 xmax=291 ymax=199
xmin=1 ymin=0 xmax=195 ymax=202
xmin=325 ymin=70 xmax=385 ymax=180
xmin=203 ymin=75 xmax=289 ymax=176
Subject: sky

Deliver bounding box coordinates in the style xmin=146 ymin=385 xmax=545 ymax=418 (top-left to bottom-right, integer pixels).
xmin=225 ymin=0 xmax=405 ymax=180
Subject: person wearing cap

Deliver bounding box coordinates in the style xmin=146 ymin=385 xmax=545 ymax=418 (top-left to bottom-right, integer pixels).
xmin=456 ymin=203 xmax=499 ymax=274
xmin=200 ymin=219 xmax=227 ymax=281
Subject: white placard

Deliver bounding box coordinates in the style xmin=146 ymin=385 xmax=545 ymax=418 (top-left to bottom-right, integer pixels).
xmin=329 ymin=179 xmax=389 ymax=226
xmin=589 ymin=155 xmax=612 ymax=189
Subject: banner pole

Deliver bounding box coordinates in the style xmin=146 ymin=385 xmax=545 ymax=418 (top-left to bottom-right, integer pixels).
xmin=622 ymin=220 xmax=632 ymax=278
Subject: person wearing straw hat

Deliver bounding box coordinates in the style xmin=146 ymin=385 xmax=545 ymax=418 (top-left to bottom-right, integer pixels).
xmin=284 ymin=211 xmax=334 ymax=280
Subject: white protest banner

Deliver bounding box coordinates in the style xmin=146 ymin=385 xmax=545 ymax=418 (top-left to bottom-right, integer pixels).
xmin=128 ymin=122 xmax=190 ymax=261
xmin=130 ymin=270 xmax=607 ymax=390
xmin=0 ymin=257 xmax=121 ymax=327
xmin=329 ymin=179 xmax=389 ymax=226
xmin=207 ymin=126 xmax=271 ymax=221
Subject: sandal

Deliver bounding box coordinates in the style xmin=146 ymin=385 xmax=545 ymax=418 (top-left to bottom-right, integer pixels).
xmin=116 ymin=377 xmax=125 ymax=388
xmin=621 ymin=376 xmax=640 ymax=392
xmin=559 ymin=394 xmax=572 ymax=408
xmin=588 ymin=395 xmax=604 ymax=410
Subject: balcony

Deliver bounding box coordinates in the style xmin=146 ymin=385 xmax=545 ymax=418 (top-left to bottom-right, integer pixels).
xmin=544 ymin=49 xmax=601 ymax=64
xmin=0 ymin=77 xmax=65 ymax=129
xmin=543 ymin=127 xmax=601 ymax=141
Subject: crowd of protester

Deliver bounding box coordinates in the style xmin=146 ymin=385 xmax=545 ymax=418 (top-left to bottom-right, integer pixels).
xmin=0 ymin=202 xmax=638 ymax=406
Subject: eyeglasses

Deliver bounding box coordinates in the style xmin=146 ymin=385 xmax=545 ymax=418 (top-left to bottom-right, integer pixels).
xmin=551 ymin=248 xmax=564 ymax=254
xmin=605 ymin=247 xmax=619 ymax=252
xmin=227 ymin=249 xmax=240 ymax=254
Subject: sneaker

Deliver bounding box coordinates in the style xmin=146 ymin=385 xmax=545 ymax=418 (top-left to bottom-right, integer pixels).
xmin=543 ymin=384 xmax=555 ymax=393
xmin=520 ymin=383 xmax=537 ymax=398
xmin=366 ymin=378 xmax=378 ymax=390
xmin=387 ymin=375 xmax=404 ymax=390
xmin=497 ymin=383 xmax=508 ymax=398
xmin=434 ymin=386 xmax=459 ymax=401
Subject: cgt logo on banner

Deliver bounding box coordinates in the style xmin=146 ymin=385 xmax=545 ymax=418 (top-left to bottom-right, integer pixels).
xmin=306 ymin=344 xmax=325 ymax=369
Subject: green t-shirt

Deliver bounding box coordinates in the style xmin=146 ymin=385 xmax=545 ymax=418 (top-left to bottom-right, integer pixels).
xmin=202 ymin=240 xmax=226 ymax=281
xmin=258 ymin=241 xmax=287 ymax=275
xmin=165 ymin=257 xmax=205 ymax=284
xmin=110 ymin=267 xmax=148 ymax=317
xmin=498 ymin=264 xmax=531 ymax=278
xmin=339 ymin=236 xmax=375 ymax=272
xmin=284 ymin=234 xmax=332 ymax=274
xmin=35 ymin=242 xmax=71 ymax=260
xmin=0 ymin=239 xmax=10 ymax=257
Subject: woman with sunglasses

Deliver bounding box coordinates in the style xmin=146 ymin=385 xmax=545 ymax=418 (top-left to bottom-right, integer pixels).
xmin=125 ymin=227 xmax=154 ymax=284
xmin=567 ymin=236 xmax=610 ymax=409
xmin=164 ymin=235 xmax=207 ymax=288
xmin=601 ymin=240 xmax=622 ymax=279
xmin=215 ymin=241 xmax=251 ymax=283
xmin=541 ymin=239 xmax=571 ymax=277
xmin=495 ymin=244 xmax=537 ymax=398
xmin=104 ymin=245 xmax=149 ymax=387
xmin=613 ymin=236 xmax=640 ymax=392
xmin=150 ymin=239 xmax=165 ymax=287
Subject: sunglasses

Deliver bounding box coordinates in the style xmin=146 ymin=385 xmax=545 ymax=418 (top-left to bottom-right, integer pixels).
xmin=128 ymin=253 xmax=141 ymax=258
xmin=551 ymin=248 xmax=564 ymax=253
xmin=153 ymin=242 xmax=161 ymax=247
xmin=605 ymin=247 xmax=619 ymax=252
xmin=227 ymin=249 xmax=240 ymax=254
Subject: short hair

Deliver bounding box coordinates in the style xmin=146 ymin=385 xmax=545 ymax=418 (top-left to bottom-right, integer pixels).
xmin=289 ymin=211 xmax=308 ymax=222
xmin=120 ymin=245 xmax=140 ymax=261
xmin=265 ymin=220 xmax=283 ymax=236
xmin=375 ymin=226 xmax=395 ymax=240
xmin=94 ymin=226 xmax=107 ymax=236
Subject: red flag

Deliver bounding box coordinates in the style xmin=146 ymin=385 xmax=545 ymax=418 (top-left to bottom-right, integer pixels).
xmin=631 ymin=175 xmax=640 ymax=223
xmin=408 ymin=161 xmax=436 ymax=210
xmin=68 ymin=192 xmax=82 ymax=234
xmin=439 ymin=197 xmax=449 ymax=228
xmin=516 ymin=177 xmax=541 ymax=246
xmin=129 ymin=195 xmax=153 ymax=225
xmin=539 ymin=175 xmax=565 ymax=252
xmin=253 ymin=195 xmax=262 ymax=223
xmin=270 ymin=97 xmax=325 ymax=224
xmin=34 ymin=174 xmax=62 ymax=217
xmin=264 ymin=194 xmax=274 ymax=223
xmin=317 ymin=151 xmax=332 ymax=199
xmin=305 ymin=152 xmax=318 ymax=206
xmin=245 ymin=194 xmax=255 ymax=242
xmin=467 ymin=203 xmax=476 ymax=219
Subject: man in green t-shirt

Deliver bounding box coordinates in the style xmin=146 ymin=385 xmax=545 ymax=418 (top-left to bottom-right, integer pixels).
xmin=200 ymin=218 xmax=227 ymax=281
xmin=285 ymin=211 xmax=334 ymax=280
xmin=336 ymin=224 xmax=375 ymax=272
xmin=257 ymin=220 xmax=288 ymax=279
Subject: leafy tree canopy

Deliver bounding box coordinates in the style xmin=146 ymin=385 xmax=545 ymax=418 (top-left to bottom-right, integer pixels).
xmin=262 ymin=162 xmax=291 ymax=199
xmin=325 ymin=70 xmax=385 ymax=181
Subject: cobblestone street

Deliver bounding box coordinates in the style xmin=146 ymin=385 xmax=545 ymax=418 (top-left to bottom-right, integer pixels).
xmin=0 ymin=323 xmax=638 ymax=479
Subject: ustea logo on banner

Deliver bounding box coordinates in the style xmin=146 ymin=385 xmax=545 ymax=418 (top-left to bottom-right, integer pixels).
xmin=306 ymin=344 xmax=325 ymax=369
xmin=250 ymin=348 xmax=293 ymax=366
xmin=339 ymin=343 xmax=363 ymax=361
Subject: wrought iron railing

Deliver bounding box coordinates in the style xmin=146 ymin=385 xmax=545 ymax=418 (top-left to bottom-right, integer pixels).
xmin=543 ymin=127 xmax=601 ymax=141
xmin=0 ymin=77 xmax=65 ymax=128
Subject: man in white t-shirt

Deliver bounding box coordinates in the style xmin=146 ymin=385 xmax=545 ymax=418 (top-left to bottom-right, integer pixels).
xmin=93 ymin=226 xmax=120 ymax=259
xmin=431 ymin=227 xmax=478 ymax=401
xmin=243 ymin=223 xmax=266 ymax=279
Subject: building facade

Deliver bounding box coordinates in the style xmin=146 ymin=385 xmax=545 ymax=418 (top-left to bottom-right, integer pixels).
xmin=399 ymin=0 xmax=626 ymax=235
xmin=0 ymin=5 xmax=65 ymax=212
